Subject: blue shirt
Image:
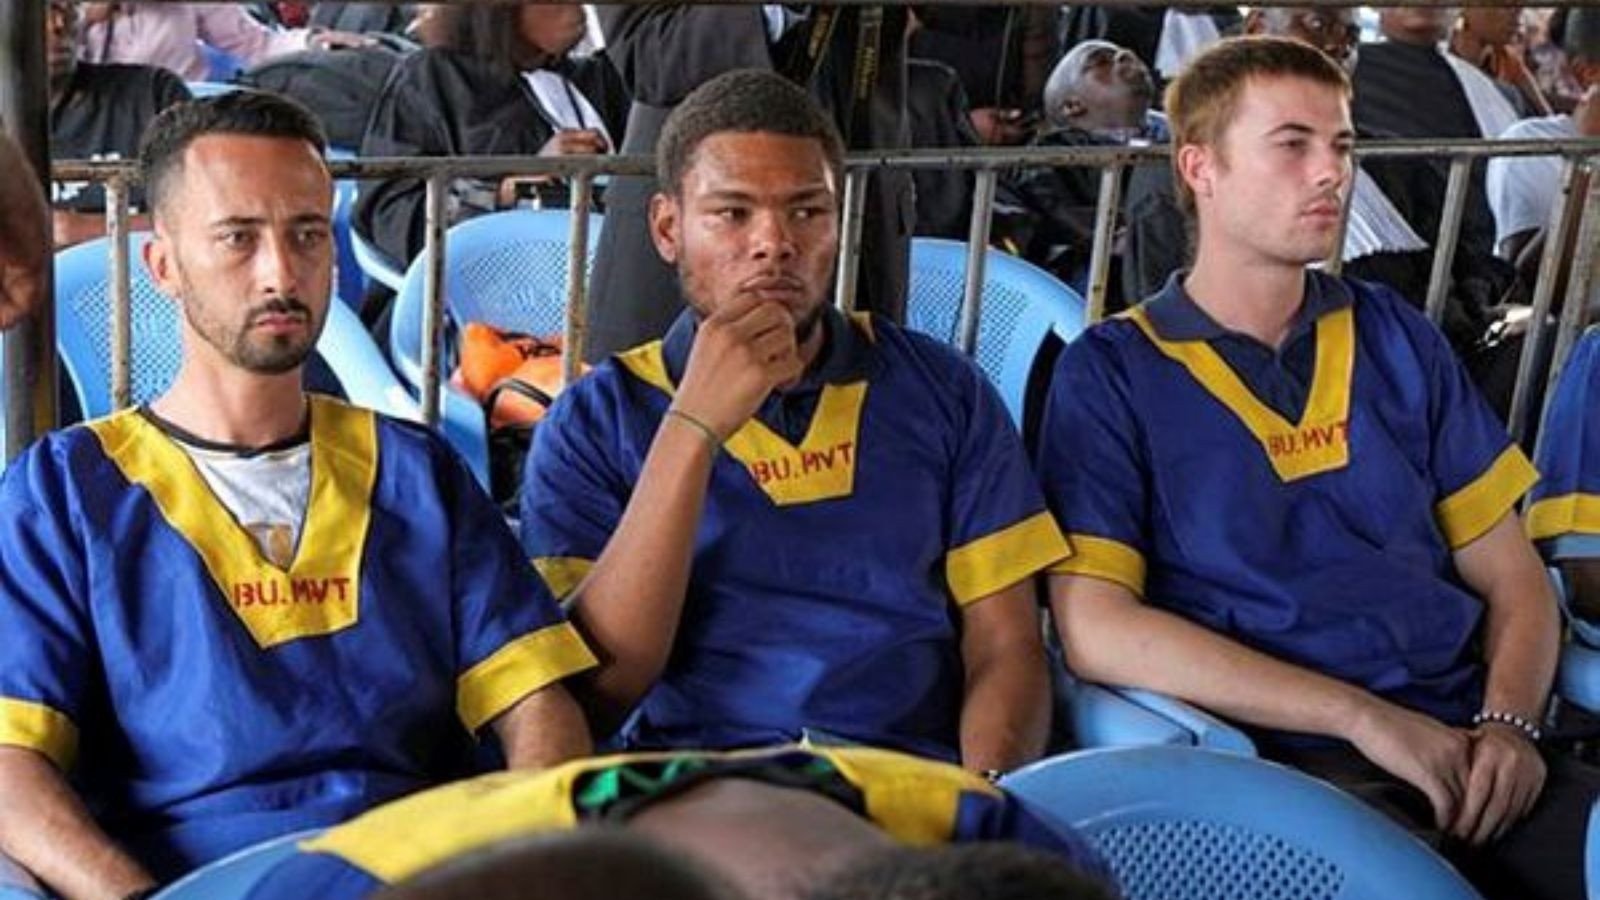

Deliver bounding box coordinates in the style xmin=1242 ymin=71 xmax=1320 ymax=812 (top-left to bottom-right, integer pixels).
xmin=1038 ymin=272 xmax=1537 ymax=746
xmin=1529 ymin=327 xmax=1600 ymax=562
xmin=521 ymin=309 xmax=1069 ymax=760
xmin=0 ymin=397 xmax=595 ymax=878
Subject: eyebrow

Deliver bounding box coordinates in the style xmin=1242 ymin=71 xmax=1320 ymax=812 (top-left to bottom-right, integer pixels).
xmin=700 ymin=185 xmax=836 ymax=204
xmin=1265 ymin=123 xmax=1356 ymax=141
xmin=207 ymin=213 xmax=331 ymax=229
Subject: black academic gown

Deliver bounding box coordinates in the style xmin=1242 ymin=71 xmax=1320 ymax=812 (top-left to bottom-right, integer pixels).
xmin=585 ymin=4 xmax=912 ymax=362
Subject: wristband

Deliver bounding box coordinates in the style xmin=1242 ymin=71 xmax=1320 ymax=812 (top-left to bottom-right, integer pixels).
xmin=1471 ymin=709 xmax=1543 ymax=744
xmin=664 ymin=407 xmax=721 ymax=450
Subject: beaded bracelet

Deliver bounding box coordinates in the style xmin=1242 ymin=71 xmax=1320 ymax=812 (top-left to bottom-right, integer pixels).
xmin=1471 ymin=709 xmax=1543 ymax=744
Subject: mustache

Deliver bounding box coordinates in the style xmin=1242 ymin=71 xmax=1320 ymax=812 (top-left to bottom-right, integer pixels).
xmin=246 ymin=298 xmax=311 ymax=323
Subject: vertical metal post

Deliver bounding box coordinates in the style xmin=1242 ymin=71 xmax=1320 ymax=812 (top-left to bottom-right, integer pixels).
xmin=1423 ymin=156 xmax=1471 ymax=326
xmin=105 ymin=177 xmax=133 ymax=410
xmin=1323 ymin=167 xmax=1357 ymax=276
xmin=957 ymin=170 xmax=998 ymax=356
xmin=1542 ymin=171 xmax=1600 ymax=422
xmin=419 ymin=175 xmax=447 ymax=427
xmin=1510 ymin=158 xmax=1585 ymax=443
xmin=833 ymin=168 xmax=869 ymax=313
xmin=2 ymin=0 xmax=55 ymax=458
xmin=562 ymin=174 xmax=593 ymax=388
xmin=1085 ymin=163 xmax=1125 ymax=324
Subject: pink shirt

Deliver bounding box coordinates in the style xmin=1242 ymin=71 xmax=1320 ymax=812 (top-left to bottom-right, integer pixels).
xmin=80 ymin=3 xmax=310 ymax=82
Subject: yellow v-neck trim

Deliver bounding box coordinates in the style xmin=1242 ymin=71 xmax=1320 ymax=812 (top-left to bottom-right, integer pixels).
xmin=616 ymin=339 xmax=868 ymax=507
xmin=88 ymin=396 xmax=375 ymax=648
xmin=1129 ymin=305 xmax=1355 ymax=482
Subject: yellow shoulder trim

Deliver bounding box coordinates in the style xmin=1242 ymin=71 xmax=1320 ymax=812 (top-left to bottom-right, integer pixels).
xmin=820 ymin=746 xmax=997 ymax=846
xmin=532 ymin=557 xmax=594 ymax=600
xmin=1528 ymin=493 xmax=1600 ymax=542
xmin=1435 ymin=446 xmax=1539 ymax=549
xmin=301 ymin=766 xmax=586 ymax=883
xmin=1048 ymin=534 xmax=1146 ymax=597
xmin=945 ymin=511 xmax=1070 ymax=606
xmin=0 ymin=698 xmax=79 ymax=771
xmin=457 ymin=622 xmax=597 ymax=732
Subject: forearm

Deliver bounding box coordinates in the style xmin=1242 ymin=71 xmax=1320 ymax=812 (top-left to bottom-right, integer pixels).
xmin=959 ymin=641 xmax=1050 ymax=772
xmin=491 ymin=685 xmax=594 ymax=770
xmin=1053 ymin=577 xmax=1378 ymax=742
xmin=0 ymin=748 xmax=153 ymax=900
xmin=569 ymin=416 xmax=716 ymax=724
xmin=1478 ymin=574 xmax=1559 ymax=723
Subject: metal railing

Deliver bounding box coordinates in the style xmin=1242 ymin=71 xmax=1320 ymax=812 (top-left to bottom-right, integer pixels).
xmin=44 ymin=134 xmax=1600 ymax=448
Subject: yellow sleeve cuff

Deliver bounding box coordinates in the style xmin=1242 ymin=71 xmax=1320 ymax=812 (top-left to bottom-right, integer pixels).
xmin=1048 ymin=533 xmax=1146 ymax=597
xmin=1527 ymin=493 xmax=1600 ymax=542
xmin=945 ymin=511 xmax=1071 ymax=606
xmin=532 ymin=557 xmax=595 ymax=600
xmin=1435 ymin=446 xmax=1539 ymax=549
xmin=0 ymin=698 xmax=78 ymax=771
xmin=457 ymin=623 xmax=597 ymax=732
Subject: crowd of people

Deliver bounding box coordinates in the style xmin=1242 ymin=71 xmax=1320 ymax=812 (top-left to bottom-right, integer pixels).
xmin=1 ymin=4 xmax=1599 ymax=900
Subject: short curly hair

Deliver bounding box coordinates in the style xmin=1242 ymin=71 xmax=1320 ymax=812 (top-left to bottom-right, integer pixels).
xmin=655 ymin=69 xmax=844 ymax=197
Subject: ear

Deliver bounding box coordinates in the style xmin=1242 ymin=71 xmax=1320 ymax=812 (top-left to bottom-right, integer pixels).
xmin=1176 ymin=143 xmax=1216 ymax=205
xmin=648 ymin=192 xmax=680 ymax=265
xmin=142 ymin=226 xmax=181 ymax=302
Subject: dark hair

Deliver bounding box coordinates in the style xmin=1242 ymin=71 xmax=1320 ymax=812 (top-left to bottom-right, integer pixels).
xmin=373 ymin=828 xmax=745 ymax=900
xmin=1165 ymin=36 xmax=1350 ymax=215
xmin=139 ymin=90 xmax=327 ymax=217
xmin=806 ymin=843 xmax=1116 ymax=900
xmin=655 ymin=69 xmax=844 ymax=196
xmin=1565 ymin=9 xmax=1600 ymax=63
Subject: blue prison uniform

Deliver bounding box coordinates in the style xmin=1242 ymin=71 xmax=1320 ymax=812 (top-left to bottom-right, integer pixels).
xmin=1529 ymin=327 xmax=1600 ymax=562
xmin=242 ymin=744 xmax=1114 ymax=899
xmin=1037 ymin=271 xmax=1536 ymax=745
xmin=0 ymin=396 xmax=595 ymax=878
xmin=521 ymin=309 xmax=1069 ymax=760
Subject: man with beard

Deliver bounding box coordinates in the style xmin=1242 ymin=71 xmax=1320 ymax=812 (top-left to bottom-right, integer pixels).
xmin=46 ymin=0 xmax=189 ymax=248
xmin=520 ymin=70 xmax=1065 ymax=774
xmin=0 ymin=92 xmax=596 ymax=899
xmin=1038 ymin=37 xmax=1599 ymax=900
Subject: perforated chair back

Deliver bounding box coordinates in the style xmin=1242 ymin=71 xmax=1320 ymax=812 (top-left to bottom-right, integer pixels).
xmin=153 ymin=829 xmax=322 ymax=900
xmin=54 ymin=235 xmax=420 ymax=421
xmin=1001 ymin=747 xmax=1480 ymax=900
xmin=389 ymin=209 xmax=604 ymax=392
xmin=905 ymin=238 xmax=1086 ymax=427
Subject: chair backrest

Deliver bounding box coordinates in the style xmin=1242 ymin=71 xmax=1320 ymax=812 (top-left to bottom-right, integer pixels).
xmin=153 ymin=829 xmax=322 ymax=900
xmin=389 ymin=209 xmax=604 ymax=392
xmin=1001 ymin=747 xmax=1480 ymax=900
xmin=184 ymin=81 xmax=242 ymax=98
xmin=905 ymin=238 xmax=1086 ymax=427
xmin=0 ymin=849 xmax=46 ymax=900
xmin=53 ymin=234 xmax=419 ymax=421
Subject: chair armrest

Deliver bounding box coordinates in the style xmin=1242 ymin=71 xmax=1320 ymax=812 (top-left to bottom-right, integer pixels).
xmin=1061 ymin=676 xmax=1192 ymax=749
xmin=0 ymin=849 xmax=49 ymax=900
xmin=1110 ymin=687 xmax=1258 ymax=756
xmin=1559 ymin=641 xmax=1600 ymax=715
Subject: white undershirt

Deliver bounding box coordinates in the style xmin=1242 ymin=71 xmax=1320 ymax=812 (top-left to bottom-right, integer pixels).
xmin=180 ymin=442 xmax=312 ymax=569
xmin=522 ymin=70 xmax=614 ymax=150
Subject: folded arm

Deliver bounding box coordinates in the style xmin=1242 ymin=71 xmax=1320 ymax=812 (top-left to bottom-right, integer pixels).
xmin=0 ymin=747 xmax=154 ymax=900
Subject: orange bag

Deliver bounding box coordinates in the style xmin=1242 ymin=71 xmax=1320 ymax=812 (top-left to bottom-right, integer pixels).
xmin=455 ymin=322 xmax=580 ymax=430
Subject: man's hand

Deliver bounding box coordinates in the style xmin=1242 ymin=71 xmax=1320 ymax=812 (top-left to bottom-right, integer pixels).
xmin=673 ymin=294 xmax=802 ymax=440
xmin=1450 ymin=724 xmax=1546 ymax=845
xmin=969 ymin=108 xmax=1030 ymax=146
xmin=1346 ymin=700 xmax=1473 ymax=830
xmin=308 ymin=29 xmax=374 ymax=51
xmin=539 ymin=129 xmax=610 ymax=157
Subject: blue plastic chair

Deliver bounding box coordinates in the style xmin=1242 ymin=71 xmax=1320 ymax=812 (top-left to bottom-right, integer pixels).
xmin=1002 ymin=746 xmax=1481 ymax=900
xmin=183 ymin=81 xmax=241 ymax=98
xmin=327 ymin=147 xmax=365 ymax=310
xmin=350 ymin=224 xmax=406 ymax=294
xmin=1061 ymin=672 xmax=1257 ymax=755
xmin=905 ymin=238 xmax=1086 ymax=428
xmin=387 ymin=209 xmax=604 ymax=487
xmin=52 ymin=234 xmax=419 ymax=421
xmin=152 ymin=829 xmax=321 ymax=900
xmin=199 ymin=42 xmax=245 ymax=82
xmin=0 ymin=850 xmax=46 ymax=900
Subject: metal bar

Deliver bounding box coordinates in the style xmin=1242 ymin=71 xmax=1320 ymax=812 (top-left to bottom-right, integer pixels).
xmin=562 ymin=175 xmax=593 ymax=387
xmin=105 ymin=178 xmax=133 ymax=410
xmin=1510 ymin=158 xmax=1586 ymax=444
xmin=957 ymin=170 xmax=998 ymax=356
xmin=418 ymin=175 xmax=447 ymax=427
xmin=833 ymin=168 xmax=869 ymax=313
xmin=2 ymin=0 xmax=54 ymax=458
xmin=1424 ymin=156 xmax=1471 ymax=326
xmin=97 ymin=0 xmax=1537 ymax=8
xmin=1542 ymin=170 xmax=1600 ymax=422
xmin=1085 ymin=163 xmax=1124 ymax=324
